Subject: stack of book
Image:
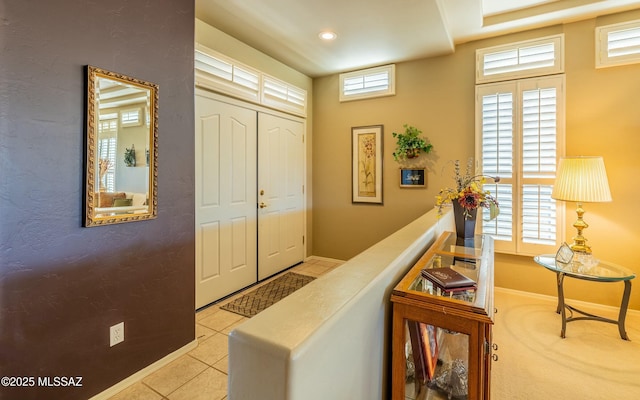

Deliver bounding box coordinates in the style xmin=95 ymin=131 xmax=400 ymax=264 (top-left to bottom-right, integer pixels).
xmin=421 ymin=267 xmax=477 ymax=294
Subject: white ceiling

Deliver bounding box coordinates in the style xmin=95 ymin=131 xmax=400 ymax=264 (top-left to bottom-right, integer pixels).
xmin=196 ymin=0 xmax=640 ymax=77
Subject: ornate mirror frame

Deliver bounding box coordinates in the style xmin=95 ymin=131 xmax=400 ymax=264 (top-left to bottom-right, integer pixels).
xmin=84 ymin=66 xmax=158 ymax=227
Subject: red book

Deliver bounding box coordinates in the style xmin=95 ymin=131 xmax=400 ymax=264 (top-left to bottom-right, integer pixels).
xmin=421 ymin=267 xmax=476 ymax=290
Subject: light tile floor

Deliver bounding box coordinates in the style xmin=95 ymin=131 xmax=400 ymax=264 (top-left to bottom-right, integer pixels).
xmin=107 ymin=258 xmax=343 ymax=400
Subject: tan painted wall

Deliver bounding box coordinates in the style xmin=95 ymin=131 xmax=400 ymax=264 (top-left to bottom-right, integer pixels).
xmin=313 ymin=10 xmax=640 ymax=309
xmin=195 ymin=19 xmax=315 ymax=255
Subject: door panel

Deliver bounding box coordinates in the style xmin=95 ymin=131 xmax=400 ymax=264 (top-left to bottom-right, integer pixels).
xmin=195 ymin=92 xmax=257 ymax=308
xmin=258 ymin=113 xmax=304 ymax=279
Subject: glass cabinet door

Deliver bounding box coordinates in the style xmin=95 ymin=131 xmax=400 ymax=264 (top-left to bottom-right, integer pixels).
xmin=404 ymin=320 xmax=470 ymax=400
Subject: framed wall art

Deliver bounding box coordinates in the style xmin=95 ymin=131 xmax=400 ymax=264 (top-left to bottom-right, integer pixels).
xmin=352 ymin=125 xmax=383 ymax=204
xmin=400 ymin=168 xmax=426 ymax=187
xmin=419 ymin=322 xmax=439 ymax=379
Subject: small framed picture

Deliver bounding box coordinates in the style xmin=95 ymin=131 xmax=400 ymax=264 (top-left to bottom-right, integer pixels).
xmin=556 ymin=242 xmax=574 ymax=264
xmin=419 ymin=323 xmax=439 ymax=379
xmin=400 ymin=168 xmax=426 ymax=187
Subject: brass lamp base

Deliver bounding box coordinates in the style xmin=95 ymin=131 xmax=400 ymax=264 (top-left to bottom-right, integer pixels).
xmin=569 ymin=202 xmax=591 ymax=254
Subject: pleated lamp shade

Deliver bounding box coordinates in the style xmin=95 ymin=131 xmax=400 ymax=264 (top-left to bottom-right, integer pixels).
xmin=551 ymin=156 xmax=612 ymax=203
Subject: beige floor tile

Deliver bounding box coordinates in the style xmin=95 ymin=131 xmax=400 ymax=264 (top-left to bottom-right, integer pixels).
xmin=219 ymin=317 xmax=247 ymax=335
xmin=142 ymin=355 xmax=208 ymax=396
xmin=301 ymin=263 xmax=333 ymax=276
xmin=167 ymin=368 xmax=227 ymax=400
xmin=198 ymin=309 xmax=245 ymax=332
xmin=109 ymin=261 xmax=340 ymax=400
xmin=195 ymin=323 xmax=216 ymax=342
xmin=195 ymin=304 xmax=219 ymax=321
xmin=189 ymin=332 xmax=228 ymax=366
xmin=212 ymin=355 xmax=228 ymax=374
xmin=108 ymin=382 xmax=163 ymax=400
xmin=314 ymin=259 xmax=343 ymax=268
xmin=290 ymin=264 xmax=310 ymax=273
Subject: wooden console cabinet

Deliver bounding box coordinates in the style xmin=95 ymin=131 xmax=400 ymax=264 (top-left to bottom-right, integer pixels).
xmin=391 ymin=232 xmax=495 ymax=400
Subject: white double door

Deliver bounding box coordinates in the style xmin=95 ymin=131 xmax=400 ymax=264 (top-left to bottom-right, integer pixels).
xmin=195 ymin=91 xmax=304 ymax=308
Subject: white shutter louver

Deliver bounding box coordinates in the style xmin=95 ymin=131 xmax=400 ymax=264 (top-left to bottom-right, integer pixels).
xmin=522 ymin=88 xmax=557 ymax=177
xmin=477 ymin=75 xmax=564 ymax=255
xmin=262 ymin=76 xmax=307 ymax=115
xmin=481 ymin=91 xmax=514 ymax=241
xmin=482 ymin=183 xmax=513 ymax=241
xmin=195 ymin=44 xmax=307 ymax=117
xmin=339 ymin=64 xmax=395 ymax=102
xmin=520 ymin=87 xmax=558 ymax=246
xmin=483 ymin=43 xmax=554 ymax=77
xmin=521 ymin=185 xmax=556 ymax=245
xmin=195 ymin=46 xmax=260 ymax=102
xmin=476 ymin=35 xmax=563 ymax=84
xmin=98 ymin=119 xmax=118 ymax=192
xmin=597 ymin=20 xmax=640 ymax=68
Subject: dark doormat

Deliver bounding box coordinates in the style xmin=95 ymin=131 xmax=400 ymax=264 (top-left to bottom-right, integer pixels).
xmin=220 ymin=272 xmax=315 ymax=318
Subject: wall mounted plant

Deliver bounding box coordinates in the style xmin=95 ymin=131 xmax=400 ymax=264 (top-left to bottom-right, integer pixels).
xmin=124 ymin=144 xmax=136 ymax=167
xmin=392 ymin=124 xmax=433 ymax=162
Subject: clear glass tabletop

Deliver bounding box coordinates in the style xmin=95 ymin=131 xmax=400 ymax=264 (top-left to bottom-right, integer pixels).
xmin=436 ymin=234 xmax=484 ymax=259
xmin=408 ymin=253 xmax=479 ymax=304
xmin=534 ymin=254 xmax=636 ymax=282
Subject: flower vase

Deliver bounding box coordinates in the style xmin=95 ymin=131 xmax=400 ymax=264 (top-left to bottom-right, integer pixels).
xmin=452 ymin=201 xmax=477 ymax=239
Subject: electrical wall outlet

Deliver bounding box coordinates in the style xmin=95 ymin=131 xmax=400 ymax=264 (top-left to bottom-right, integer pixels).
xmin=110 ymin=322 xmax=125 ymax=347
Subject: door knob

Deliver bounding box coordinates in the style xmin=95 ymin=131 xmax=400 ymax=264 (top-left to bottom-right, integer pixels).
xmin=259 ymin=202 xmax=267 ymax=208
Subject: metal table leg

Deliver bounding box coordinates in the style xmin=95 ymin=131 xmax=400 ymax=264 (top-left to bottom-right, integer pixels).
xmin=556 ymin=275 xmax=631 ymax=340
xmin=618 ymin=280 xmax=632 ymax=340
xmin=556 ymin=272 xmax=567 ymax=338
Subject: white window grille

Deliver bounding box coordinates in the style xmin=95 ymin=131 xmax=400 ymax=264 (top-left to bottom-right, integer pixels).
xmin=262 ymin=75 xmax=307 ymax=115
xmin=476 ymin=75 xmax=565 ymax=255
xmin=476 ymin=35 xmax=564 ymax=84
xmin=195 ymin=44 xmax=261 ymax=102
xmin=194 ymin=44 xmax=307 ymax=117
xmin=596 ymin=19 xmax=640 ymax=68
xmin=339 ymin=64 xmax=395 ymax=102
xmin=120 ymin=108 xmax=142 ymax=127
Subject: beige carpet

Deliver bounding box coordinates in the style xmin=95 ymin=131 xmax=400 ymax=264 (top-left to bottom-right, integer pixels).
xmin=492 ymin=288 xmax=640 ymax=399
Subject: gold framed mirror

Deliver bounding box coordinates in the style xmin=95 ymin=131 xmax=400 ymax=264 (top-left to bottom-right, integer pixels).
xmin=84 ymin=66 xmax=158 ymax=227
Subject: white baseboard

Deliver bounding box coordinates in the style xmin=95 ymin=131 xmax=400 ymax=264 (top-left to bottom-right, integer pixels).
xmin=89 ymin=339 xmax=198 ymax=400
xmin=495 ymin=286 xmax=640 ymax=317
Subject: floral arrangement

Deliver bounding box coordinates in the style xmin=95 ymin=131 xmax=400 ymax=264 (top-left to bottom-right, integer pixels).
xmin=435 ymin=159 xmax=500 ymax=220
xmin=360 ymin=135 xmax=376 ymax=190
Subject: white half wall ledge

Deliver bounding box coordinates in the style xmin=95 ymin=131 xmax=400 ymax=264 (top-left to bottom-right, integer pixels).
xmin=228 ymin=207 xmax=455 ymax=400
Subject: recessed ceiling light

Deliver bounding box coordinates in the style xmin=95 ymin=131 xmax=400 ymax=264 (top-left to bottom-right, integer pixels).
xmin=319 ymin=31 xmax=337 ymax=41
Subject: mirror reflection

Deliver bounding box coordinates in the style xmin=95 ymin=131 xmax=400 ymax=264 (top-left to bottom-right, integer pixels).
xmin=85 ymin=66 xmax=158 ymax=226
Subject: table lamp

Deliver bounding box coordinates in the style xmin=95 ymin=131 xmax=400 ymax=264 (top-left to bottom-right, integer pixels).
xmin=551 ymin=156 xmax=612 ymax=254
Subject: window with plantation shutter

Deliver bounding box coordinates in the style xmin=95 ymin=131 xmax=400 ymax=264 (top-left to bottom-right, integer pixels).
xmin=98 ymin=117 xmax=118 ymax=192
xmin=262 ymin=75 xmax=307 ymax=115
xmin=596 ymin=19 xmax=640 ymax=68
xmin=476 ymin=75 xmax=565 ymax=255
xmin=195 ymin=44 xmax=261 ymax=102
xmin=479 ymin=91 xmax=514 ymax=243
xmin=194 ymin=44 xmax=307 ymax=117
xmin=476 ymin=35 xmax=563 ymax=84
xmin=339 ymin=64 xmax=395 ymax=102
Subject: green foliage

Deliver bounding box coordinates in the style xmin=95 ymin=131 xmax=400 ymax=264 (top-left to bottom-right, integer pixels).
xmin=391 ymin=124 xmax=433 ymax=161
xmin=124 ymin=146 xmax=136 ymax=167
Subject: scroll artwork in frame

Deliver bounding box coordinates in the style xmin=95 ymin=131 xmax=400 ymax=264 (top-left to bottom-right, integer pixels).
xmin=352 ymin=125 xmax=383 ymax=204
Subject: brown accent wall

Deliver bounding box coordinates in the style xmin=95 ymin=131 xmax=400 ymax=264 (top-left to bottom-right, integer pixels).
xmin=312 ymin=10 xmax=640 ymax=309
xmin=0 ymin=1 xmax=195 ymax=399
